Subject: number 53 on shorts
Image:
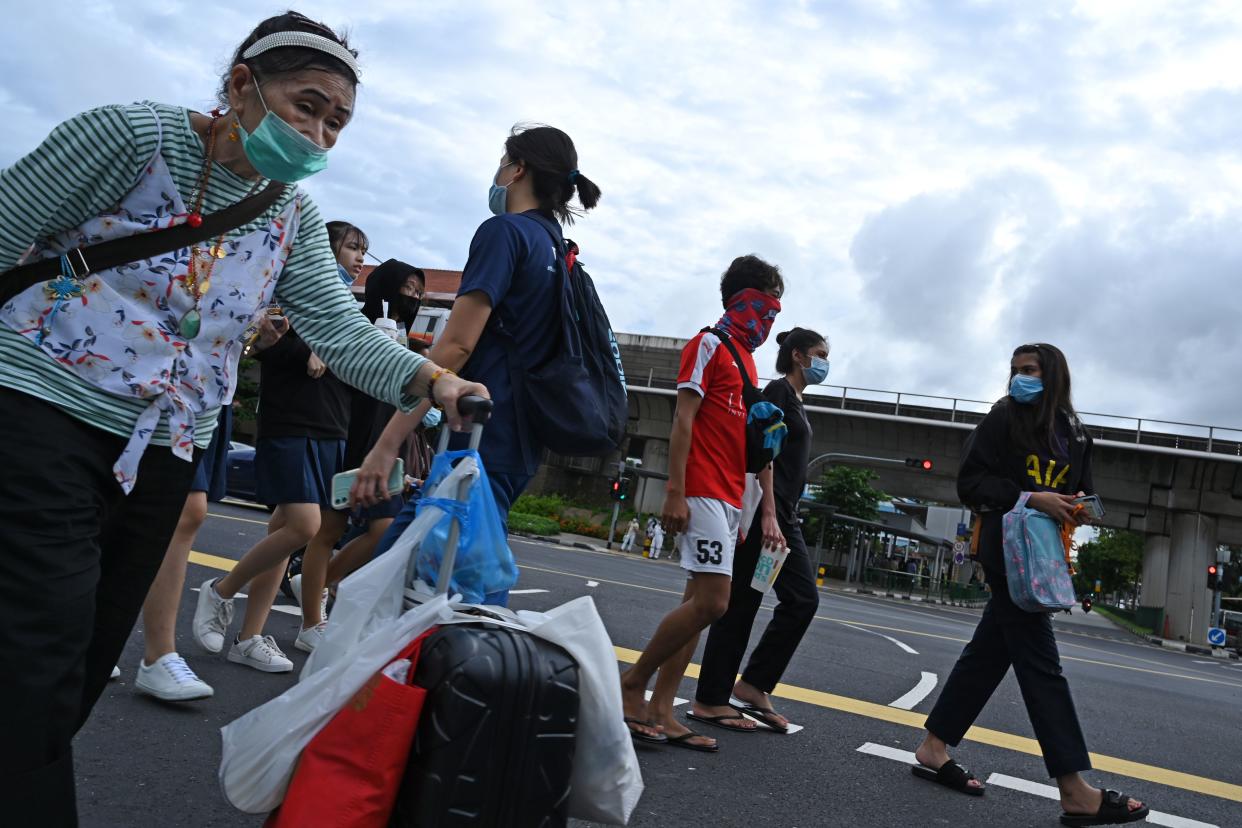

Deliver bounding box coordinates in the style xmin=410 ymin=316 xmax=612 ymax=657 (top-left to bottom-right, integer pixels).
xmin=696 ymin=539 xmax=724 ymax=565
xmin=677 ymin=497 xmax=741 ymax=575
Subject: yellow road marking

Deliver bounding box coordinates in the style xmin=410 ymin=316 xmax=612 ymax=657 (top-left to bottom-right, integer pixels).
xmin=185 ymin=548 xmax=1242 ymax=803
xmin=612 ymin=645 xmax=1242 ymax=803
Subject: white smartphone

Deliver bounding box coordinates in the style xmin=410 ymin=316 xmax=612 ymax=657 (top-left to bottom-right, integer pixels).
xmin=330 ymin=459 xmax=404 ymax=510
xmin=1072 ymin=494 xmax=1105 ymax=520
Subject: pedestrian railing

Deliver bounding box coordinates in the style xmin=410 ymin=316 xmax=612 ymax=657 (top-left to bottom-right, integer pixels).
xmin=630 ymin=369 xmax=1242 ymax=457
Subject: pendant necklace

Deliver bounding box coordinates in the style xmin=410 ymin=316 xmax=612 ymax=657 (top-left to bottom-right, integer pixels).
xmin=179 ymin=110 xmax=259 ymax=339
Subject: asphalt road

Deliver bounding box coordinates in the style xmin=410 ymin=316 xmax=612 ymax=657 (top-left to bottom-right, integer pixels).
xmin=76 ymin=501 xmax=1242 ymax=827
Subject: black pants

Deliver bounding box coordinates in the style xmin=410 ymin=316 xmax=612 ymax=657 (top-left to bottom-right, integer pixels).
xmin=696 ymin=511 xmax=820 ymax=705
xmin=924 ymin=570 xmax=1091 ymax=778
xmin=0 ymin=389 xmax=197 ymax=826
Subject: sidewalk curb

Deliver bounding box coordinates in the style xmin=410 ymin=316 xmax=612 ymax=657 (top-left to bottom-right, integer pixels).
xmin=851 ymin=586 xmax=988 ymax=610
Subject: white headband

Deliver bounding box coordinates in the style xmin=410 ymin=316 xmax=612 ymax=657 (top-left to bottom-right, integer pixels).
xmin=242 ymin=31 xmax=360 ymax=81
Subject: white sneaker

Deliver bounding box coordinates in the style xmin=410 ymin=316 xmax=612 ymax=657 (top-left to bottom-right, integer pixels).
xmin=136 ymin=653 xmax=214 ymax=701
xmin=110 ymin=665 xmax=121 ymax=680
xmin=294 ymin=621 xmax=327 ymax=653
xmin=228 ymin=634 xmax=293 ymax=673
xmin=192 ymin=577 xmax=234 ymax=654
xmin=289 ymin=573 xmax=329 ymax=624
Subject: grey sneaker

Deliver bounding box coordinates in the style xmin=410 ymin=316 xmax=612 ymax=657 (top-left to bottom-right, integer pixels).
xmin=192 ymin=577 xmax=234 ymax=654
xmin=289 ymin=573 xmax=329 ymax=624
xmin=228 ymin=635 xmax=293 ymax=673
xmin=136 ymin=653 xmax=214 ymax=701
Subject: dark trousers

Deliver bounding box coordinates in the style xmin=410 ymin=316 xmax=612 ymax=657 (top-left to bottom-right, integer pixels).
xmin=924 ymin=571 xmax=1091 ymax=778
xmin=0 ymin=389 xmax=197 ymax=826
xmin=696 ymin=512 xmax=820 ymax=704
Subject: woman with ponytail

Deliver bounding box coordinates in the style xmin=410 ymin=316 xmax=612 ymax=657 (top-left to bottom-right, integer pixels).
xmin=692 ymin=327 xmax=829 ymax=734
xmin=353 ymin=125 xmax=602 ymax=573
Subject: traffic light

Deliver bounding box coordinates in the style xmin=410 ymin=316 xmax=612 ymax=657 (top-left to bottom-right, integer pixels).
xmin=905 ymin=458 xmax=934 ymax=472
xmin=1208 ymin=563 xmax=1220 ymax=590
xmin=609 ymin=477 xmax=630 ymax=501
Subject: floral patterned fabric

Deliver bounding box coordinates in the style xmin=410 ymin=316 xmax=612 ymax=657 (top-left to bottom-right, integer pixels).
xmin=1001 ymin=492 xmax=1077 ymax=613
xmin=0 ymin=107 xmax=300 ymax=492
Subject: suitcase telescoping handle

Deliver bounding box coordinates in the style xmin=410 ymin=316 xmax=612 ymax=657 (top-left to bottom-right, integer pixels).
xmin=428 ymin=395 xmax=494 ymax=595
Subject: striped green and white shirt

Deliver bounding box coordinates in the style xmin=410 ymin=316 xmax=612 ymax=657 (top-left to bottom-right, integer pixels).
xmin=0 ymin=102 xmax=426 ymax=448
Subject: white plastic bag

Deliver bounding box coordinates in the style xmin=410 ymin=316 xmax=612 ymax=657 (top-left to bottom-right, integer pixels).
xmin=738 ymin=472 xmax=761 ymax=540
xmin=217 ymin=461 xmax=477 ymax=814
xmin=515 ymin=598 xmax=644 ymax=825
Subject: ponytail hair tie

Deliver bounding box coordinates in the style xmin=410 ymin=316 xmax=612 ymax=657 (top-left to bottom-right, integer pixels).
xmin=568 ymin=169 xmax=580 ymax=183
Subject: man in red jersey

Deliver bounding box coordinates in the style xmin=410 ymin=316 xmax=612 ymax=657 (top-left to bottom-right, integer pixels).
xmin=620 ymin=255 xmax=786 ymax=752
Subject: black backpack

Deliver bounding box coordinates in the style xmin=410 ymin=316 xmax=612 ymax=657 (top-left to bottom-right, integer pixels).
xmin=500 ymin=213 xmax=627 ymax=456
xmin=705 ymin=327 xmax=786 ymax=474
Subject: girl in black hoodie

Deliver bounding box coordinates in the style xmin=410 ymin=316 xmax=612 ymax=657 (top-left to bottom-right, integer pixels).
xmin=913 ymin=343 xmax=1149 ymax=826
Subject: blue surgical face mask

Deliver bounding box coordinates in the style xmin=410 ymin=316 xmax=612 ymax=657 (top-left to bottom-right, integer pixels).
xmin=1010 ymin=374 xmax=1044 ymax=404
xmin=802 ymin=355 xmax=830 ymax=385
xmin=488 ymin=161 xmax=516 ymax=216
xmin=421 ymin=406 xmax=443 ymax=430
xmin=238 ymin=82 xmax=329 ymax=183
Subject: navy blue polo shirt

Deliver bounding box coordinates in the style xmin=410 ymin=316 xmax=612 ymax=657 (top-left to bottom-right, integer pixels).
xmin=453 ymin=211 xmax=561 ymax=475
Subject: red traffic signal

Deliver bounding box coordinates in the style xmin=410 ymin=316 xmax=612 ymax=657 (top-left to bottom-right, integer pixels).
xmin=905 ymin=458 xmax=934 ymax=472
xmin=1208 ymin=564 xmax=1220 ymax=590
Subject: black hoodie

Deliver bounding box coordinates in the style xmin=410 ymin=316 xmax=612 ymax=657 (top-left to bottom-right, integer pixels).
xmin=958 ymin=398 xmax=1095 ymax=574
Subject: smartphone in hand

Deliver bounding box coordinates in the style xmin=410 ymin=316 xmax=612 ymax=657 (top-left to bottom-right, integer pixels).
xmin=330 ymin=459 xmax=405 ymax=510
xmin=1072 ymin=494 xmax=1105 ymax=521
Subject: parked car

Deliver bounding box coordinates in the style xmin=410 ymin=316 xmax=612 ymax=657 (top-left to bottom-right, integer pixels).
xmin=225 ymin=441 xmax=258 ymax=503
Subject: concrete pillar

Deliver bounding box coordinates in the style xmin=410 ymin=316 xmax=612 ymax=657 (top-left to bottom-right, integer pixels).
xmin=1164 ymin=513 xmax=1217 ymax=644
xmin=1139 ymin=536 xmax=1170 ymax=608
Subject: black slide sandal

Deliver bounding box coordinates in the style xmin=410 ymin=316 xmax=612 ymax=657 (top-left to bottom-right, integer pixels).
xmin=911 ymin=759 xmax=986 ymax=796
xmin=1060 ymin=790 xmax=1149 ymax=826
xmin=685 ymin=711 xmax=758 ymax=733
xmin=666 ymin=730 xmax=719 ymax=753
xmin=730 ymin=702 xmax=789 ymax=733
xmin=624 ymin=717 xmax=668 ymax=744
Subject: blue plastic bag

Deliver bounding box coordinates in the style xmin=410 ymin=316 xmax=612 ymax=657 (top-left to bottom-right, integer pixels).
xmin=413 ymin=449 xmax=518 ymax=605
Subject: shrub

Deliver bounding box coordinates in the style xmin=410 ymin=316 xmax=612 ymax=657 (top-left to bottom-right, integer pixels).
xmin=508 ymin=513 xmax=561 ymax=537
xmin=511 ymin=493 xmax=569 ymax=519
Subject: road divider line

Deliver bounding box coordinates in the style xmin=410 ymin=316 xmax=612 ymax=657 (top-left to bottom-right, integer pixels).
xmin=889 ymin=672 xmax=938 ymax=710
xmin=184 ymin=549 xmax=1242 ymax=804
xmin=860 ymin=746 xmax=1221 ymax=827
xmin=205 ymin=510 xmax=270 ymax=527
xmin=840 ymin=622 xmax=920 ymax=654
xmin=610 ymin=645 xmax=1242 ymax=804
xmin=509 ymin=589 xmax=549 ymax=595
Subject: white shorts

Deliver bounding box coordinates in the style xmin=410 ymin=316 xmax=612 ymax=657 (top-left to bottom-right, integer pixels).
xmin=677 ymin=497 xmax=742 ymax=577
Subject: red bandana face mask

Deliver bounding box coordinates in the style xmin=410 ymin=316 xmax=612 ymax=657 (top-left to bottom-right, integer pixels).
xmin=716 ymin=288 xmax=781 ymax=352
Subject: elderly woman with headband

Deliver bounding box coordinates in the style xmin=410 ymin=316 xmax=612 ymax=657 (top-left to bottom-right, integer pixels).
xmin=0 ymin=11 xmax=486 ymax=824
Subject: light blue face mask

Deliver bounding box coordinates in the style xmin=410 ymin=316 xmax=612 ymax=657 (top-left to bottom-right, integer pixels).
xmin=488 ymin=161 xmax=516 ymax=216
xmin=1010 ymin=374 xmax=1044 ymax=404
xmin=238 ymin=82 xmax=329 ymax=183
xmin=803 ymin=355 xmax=830 ymax=385
xmin=421 ymin=406 xmax=443 ymax=430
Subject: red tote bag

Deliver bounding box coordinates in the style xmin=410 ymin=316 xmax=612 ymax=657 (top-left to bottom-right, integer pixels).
xmin=265 ymin=628 xmax=437 ymax=828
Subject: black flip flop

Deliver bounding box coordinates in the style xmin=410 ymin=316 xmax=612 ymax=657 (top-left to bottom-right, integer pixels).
xmin=1060 ymin=790 xmax=1149 ymax=826
xmin=666 ymin=730 xmax=719 ymax=753
xmin=730 ymin=702 xmax=790 ymax=734
xmin=624 ymin=716 xmax=667 ymax=745
xmin=911 ymin=759 xmax=985 ymax=796
xmin=685 ymin=711 xmax=758 ymax=733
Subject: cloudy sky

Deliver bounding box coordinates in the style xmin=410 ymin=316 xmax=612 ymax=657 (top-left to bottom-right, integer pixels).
xmin=3 ymin=0 xmax=1239 ymax=433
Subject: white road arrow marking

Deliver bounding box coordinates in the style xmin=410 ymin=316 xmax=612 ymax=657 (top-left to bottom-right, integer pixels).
xmin=644 ymin=690 xmax=688 ymax=706
xmin=856 ymin=742 xmax=917 ymax=764
xmin=889 ymin=671 xmax=938 ymax=710
xmin=586 ymin=580 xmax=599 ymax=588
xmin=840 ymin=622 xmax=918 ymax=654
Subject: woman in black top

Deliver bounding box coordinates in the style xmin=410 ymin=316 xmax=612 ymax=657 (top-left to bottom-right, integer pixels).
xmin=693 ymin=327 xmax=829 ymax=733
xmin=914 ymin=344 xmax=1149 ymax=825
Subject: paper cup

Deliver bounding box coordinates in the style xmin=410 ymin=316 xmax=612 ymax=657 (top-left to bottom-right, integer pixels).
xmin=750 ymin=544 xmax=790 ymax=594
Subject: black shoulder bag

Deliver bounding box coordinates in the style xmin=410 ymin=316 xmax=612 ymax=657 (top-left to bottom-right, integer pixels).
xmin=704 ymin=327 xmax=786 ymax=473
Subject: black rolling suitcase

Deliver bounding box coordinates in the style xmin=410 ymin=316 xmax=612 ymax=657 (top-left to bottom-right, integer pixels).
xmin=390 ymin=398 xmax=580 ymax=828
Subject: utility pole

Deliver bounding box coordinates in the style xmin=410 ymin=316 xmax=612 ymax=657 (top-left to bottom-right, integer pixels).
xmin=606 ymin=459 xmax=625 ymax=550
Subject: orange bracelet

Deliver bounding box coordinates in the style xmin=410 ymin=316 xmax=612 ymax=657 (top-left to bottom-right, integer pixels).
xmin=427 ymin=367 xmax=456 ymax=408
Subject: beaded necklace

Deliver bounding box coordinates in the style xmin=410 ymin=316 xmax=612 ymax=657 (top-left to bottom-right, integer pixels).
xmin=179 ymin=109 xmax=261 ymax=339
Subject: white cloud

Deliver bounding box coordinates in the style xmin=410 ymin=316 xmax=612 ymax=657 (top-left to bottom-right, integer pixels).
xmin=2 ymin=0 xmax=1240 ymax=428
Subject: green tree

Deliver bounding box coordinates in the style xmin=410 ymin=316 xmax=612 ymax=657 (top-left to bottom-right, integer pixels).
xmin=804 ymin=466 xmax=888 ymax=557
xmin=1073 ymin=528 xmax=1143 ymax=597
